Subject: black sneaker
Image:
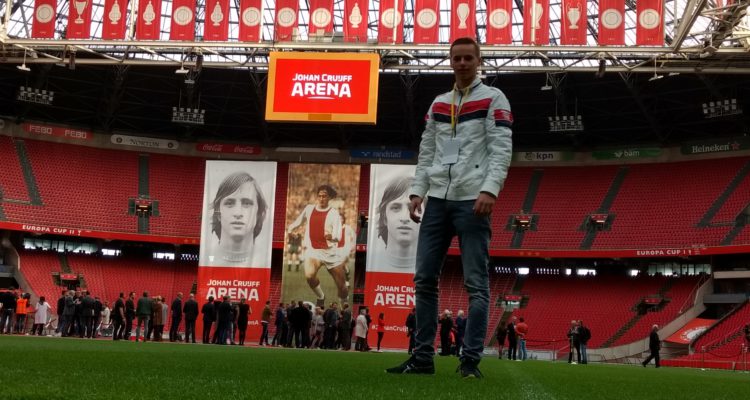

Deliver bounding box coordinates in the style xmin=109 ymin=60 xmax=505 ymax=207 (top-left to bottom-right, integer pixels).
xmin=457 ymin=359 xmax=484 ymax=379
xmin=385 ymin=356 xmax=435 ymax=375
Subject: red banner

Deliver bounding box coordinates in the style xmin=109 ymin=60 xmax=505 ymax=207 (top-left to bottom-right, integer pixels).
xmin=136 ymin=0 xmax=162 ymax=40
xmin=309 ymin=0 xmax=334 ymax=35
xmin=203 ymin=0 xmax=230 ymax=41
xmin=170 ymin=0 xmax=196 ymax=41
xmin=101 ymin=0 xmax=128 ymax=40
xmin=560 ymin=0 xmax=587 ymax=45
xmin=665 ymin=318 xmax=716 ymax=344
xmin=377 ymin=0 xmax=404 ymax=43
xmin=66 ymin=0 xmax=93 ymax=39
xmin=239 ymin=0 xmax=263 ymax=42
xmin=523 ymin=0 xmax=550 ymax=45
xmin=343 ymin=0 xmax=368 ymax=43
xmin=636 ymin=0 xmax=664 ymax=46
xmin=364 ymin=272 xmax=414 ymax=349
xmin=598 ymin=0 xmax=625 ymax=45
xmin=486 ymin=0 xmax=513 ymax=45
xmin=195 ymin=142 xmax=262 ymax=155
xmin=413 ymin=0 xmax=440 ymax=44
xmin=450 ymin=0 xmax=476 ymax=42
xmin=32 ymin=0 xmax=57 ymax=39
xmin=363 ymin=164 xmax=420 ymax=350
xmin=23 ymin=122 xmax=93 ymax=141
xmin=274 ymin=0 xmax=298 ymax=41
xmin=196 ymin=267 xmax=271 ymax=343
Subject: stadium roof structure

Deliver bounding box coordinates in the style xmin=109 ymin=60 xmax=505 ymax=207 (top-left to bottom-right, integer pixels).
xmin=0 ymin=1 xmax=748 ymax=149
xmin=0 ymin=0 xmax=749 ymax=74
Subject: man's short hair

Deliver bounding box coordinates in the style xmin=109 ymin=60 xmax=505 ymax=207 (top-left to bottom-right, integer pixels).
xmin=377 ymin=176 xmax=414 ymax=245
xmin=316 ymin=184 xmax=337 ymax=199
xmin=211 ymin=171 xmax=268 ymax=240
xmin=450 ymin=37 xmax=481 ymax=58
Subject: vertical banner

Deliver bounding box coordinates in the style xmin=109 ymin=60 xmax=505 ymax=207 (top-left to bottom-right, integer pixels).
xmin=560 ymin=0 xmax=587 ymax=45
xmin=282 ymin=164 xmax=359 ymax=309
xmin=204 ymin=0 xmax=230 ymax=41
xmin=486 ymin=0 xmax=513 ymax=45
xmin=598 ymin=0 xmax=625 ymax=45
xmin=136 ymin=0 xmax=162 ymax=40
xmin=170 ymin=0 xmax=196 ymax=41
xmin=66 ymin=0 xmax=93 ymax=39
xmin=523 ymin=0 xmax=550 ymax=45
xmin=450 ymin=0 xmax=476 ymax=41
xmin=309 ymin=0 xmax=334 ymax=35
xmin=636 ymin=0 xmax=664 ymax=46
xmin=274 ymin=0 xmax=299 ymax=41
xmin=239 ymin=0 xmax=263 ymax=42
xmin=198 ymin=161 xmax=277 ymax=344
xmin=412 ymin=0 xmax=440 ymax=44
xmin=377 ymin=0 xmax=404 ymax=43
xmin=32 ymin=0 xmax=57 ymax=39
xmin=343 ymin=0 xmax=368 ymax=43
xmin=102 ymin=0 xmax=128 ymax=40
xmin=364 ymin=164 xmax=420 ymax=350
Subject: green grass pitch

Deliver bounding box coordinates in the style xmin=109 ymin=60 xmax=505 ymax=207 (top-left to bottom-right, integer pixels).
xmin=0 ymin=336 xmax=747 ymax=399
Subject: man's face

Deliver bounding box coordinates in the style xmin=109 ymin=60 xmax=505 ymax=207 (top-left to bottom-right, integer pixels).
xmin=317 ymin=190 xmax=330 ymax=208
xmin=220 ymin=182 xmax=258 ymax=243
xmin=386 ymin=193 xmax=418 ymax=247
xmin=450 ymin=44 xmax=481 ymax=82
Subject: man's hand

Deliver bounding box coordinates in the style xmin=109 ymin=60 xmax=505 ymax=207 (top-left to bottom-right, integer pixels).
xmin=408 ymin=196 xmax=423 ymax=223
xmin=473 ymin=192 xmax=495 ymax=216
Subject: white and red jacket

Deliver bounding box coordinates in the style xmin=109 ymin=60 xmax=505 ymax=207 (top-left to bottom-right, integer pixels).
xmin=411 ymin=77 xmax=513 ymax=201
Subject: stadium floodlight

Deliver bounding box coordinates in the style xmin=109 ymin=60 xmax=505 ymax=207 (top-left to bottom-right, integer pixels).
xmin=171 ymin=106 xmax=205 ymax=125
xmin=548 ymin=115 xmax=583 ymax=132
xmin=17 ymin=86 xmax=54 ymax=105
xmin=702 ymin=98 xmax=742 ymax=118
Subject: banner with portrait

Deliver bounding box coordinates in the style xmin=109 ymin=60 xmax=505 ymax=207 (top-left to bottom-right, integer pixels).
xmin=364 ymin=164 xmax=419 ymax=350
xmin=197 ymin=160 xmax=277 ymax=342
xmin=281 ymin=164 xmax=359 ymax=308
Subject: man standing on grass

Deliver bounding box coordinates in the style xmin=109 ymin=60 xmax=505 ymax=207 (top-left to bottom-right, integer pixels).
xmin=201 ymin=296 xmax=215 ymax=344
xmin=516 ymin=318 xmax=529 ymax=361
xmin=260 ymin=300 xmax=271 ymax=346
xmin=567 ymin=320 xmax=580 ymax=364
xmin=124 ymin=292 xmax=136 ymax=340
xmin=55 ymin=290 xmax=65 ymax=335
xmin=578 ymin=320 xmax=591 ymax=364
xmin=170 ymin=292 xmax=183 ymax=342
xmin=183 ymin=293 xmax=199 ymax=344
xmin=386 ymin=36 xmax=513 ymax=379
xmin=135 ymin=291 xmax=151 ymax=342
xmin=112 ymin=293 xmax=125 ymax=340
xmin=507 ymin=316 xmax=518 ymax=360
xmin=642 ymin=324 xmax=661 ymax=368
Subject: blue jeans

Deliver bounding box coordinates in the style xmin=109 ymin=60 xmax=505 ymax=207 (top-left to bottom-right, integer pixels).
xmin=580 ymin=343 xmax=588 ymax=364
xmin=519 ymin=339 xmax=527 ymax=360
xmin=413 ymin=198 xmax=491 ymax=364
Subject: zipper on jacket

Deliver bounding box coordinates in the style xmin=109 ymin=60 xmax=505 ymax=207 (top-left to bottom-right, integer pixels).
xmin=444 ymin=87 xmax=464 ymax=199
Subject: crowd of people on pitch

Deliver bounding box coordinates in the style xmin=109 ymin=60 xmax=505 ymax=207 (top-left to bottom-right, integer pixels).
xmin=2 ymin=286 xmax=383 ymax=351
xmin=494 ymin=317 xmax=590 ymax=363
xmin=0 ymin=287 xmax=112 ymax=338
